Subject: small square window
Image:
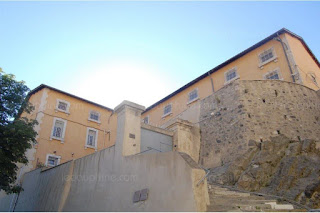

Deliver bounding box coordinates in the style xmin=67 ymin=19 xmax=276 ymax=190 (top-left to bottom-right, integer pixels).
xmin=264 ymin=69 xmax=282 ymax=80
xmin=225 ymin=68 xmax=239 ymax=83
xmin=46 ymin=154 xmax=61 ymax=167
xmin=58 ymin=102 xmax=67 ymax=111
xmin=89 ymin=110 xmax=100 ymax=122
xmin=188 ymin=89 xmax=198 ymax=103
xmin=55 ymin=99 xmax=70 ymax=113
xmin=85 ymin=128 xmax=98 ymax=150
xmin=163 ymin=104 xmax=172 ymax=117
xmin=259 ymin=48 xmax=276 ymax=66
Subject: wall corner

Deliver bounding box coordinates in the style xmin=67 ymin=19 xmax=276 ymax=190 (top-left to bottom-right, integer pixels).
xmin=114 ymin=100 xmax=145 ymax=156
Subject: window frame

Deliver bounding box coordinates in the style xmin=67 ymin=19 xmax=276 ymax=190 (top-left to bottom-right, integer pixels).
xmin=263 ymin=68 xmax=283 ymax=80
xmin=187 ymin=88 xmax=199 ymax=104
xmin=50 ymin=117 xmax=67 ymax=143
xmin=88 ymin=110 xmax=101 ymax=123
xmin=162 ymin=103 xmax=172 ymax=118
xmin=55 ymin=99 xmax=70 ymax=114
xmin=224 ymin=67 xmax=239 ymax=84
xmin=143 ymin=115 xmax=149 ymax=124
xmin=258 ymin=47 xmax=277 ymax=67
xmin=85 ymin=127 xmax=98 ymax=150
xmin=45 ymin=154 xmax=61 ymax=167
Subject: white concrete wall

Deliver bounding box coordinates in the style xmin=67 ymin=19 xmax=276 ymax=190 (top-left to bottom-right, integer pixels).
xmin=8 ymin=147 xmax=201 ymax=211
xmin=63 ymin=148 xmax=198 ymax=211
xmin=14 ymin=162 xmax=72 ymax=211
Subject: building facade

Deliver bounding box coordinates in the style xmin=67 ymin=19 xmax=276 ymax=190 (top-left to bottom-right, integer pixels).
xmin=141 ymin=28 xmax=320 ymax=127
xmin=20 ymin=28 xmax=320 ymax=172
xmin=21 ymin=85 xmax=117 ymax=172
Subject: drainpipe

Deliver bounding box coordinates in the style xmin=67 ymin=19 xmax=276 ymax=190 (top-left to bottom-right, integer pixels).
xmin=207 ymin=72 xmax=215 ymax=93
xmin=274 ymin=34 xmax=295 ymax=83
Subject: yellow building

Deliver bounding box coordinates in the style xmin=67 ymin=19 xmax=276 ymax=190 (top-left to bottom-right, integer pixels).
xmin=22 ymin=84 xmax=117 ymax=171
xmin=21 ymin=28 xmax=320 ymax=171
xmin=141 ymin=28 xmax=320 ymax=127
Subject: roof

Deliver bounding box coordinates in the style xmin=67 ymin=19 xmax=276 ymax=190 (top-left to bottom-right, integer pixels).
xmin=143 ymin=28 xmax=320 ymax=113
xmin=28 ymin=84 xmax=113 ymax=112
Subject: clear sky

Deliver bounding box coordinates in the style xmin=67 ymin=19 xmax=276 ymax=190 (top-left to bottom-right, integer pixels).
xmin=1 ymin=1 xmax=320 ymax=108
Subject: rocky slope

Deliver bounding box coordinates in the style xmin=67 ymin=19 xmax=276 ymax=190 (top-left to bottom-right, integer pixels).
xmin=207 ymin=135 xmax=320 ymax=209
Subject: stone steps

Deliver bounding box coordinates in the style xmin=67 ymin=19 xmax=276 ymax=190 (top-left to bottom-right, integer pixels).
xmin=207 ymin=184 xmax=295 ymax=212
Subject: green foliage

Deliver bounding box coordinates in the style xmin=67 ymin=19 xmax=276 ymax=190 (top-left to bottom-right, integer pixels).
xmin=0 ymin=69 xmax=38 ymax=194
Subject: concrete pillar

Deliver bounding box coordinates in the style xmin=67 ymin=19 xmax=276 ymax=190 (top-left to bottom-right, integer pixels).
xmin=167 ymin=119 xmax=201 ymax=163
xmin=114 ymin=100 xmax=145 ymax=157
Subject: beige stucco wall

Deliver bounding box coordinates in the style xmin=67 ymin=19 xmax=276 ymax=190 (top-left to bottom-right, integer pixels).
xmin=285 ymin=33 xmax=320 ymax=91
xmin=191 ymin=169 xmax=210 ymax=212
xmin=168 ymin=119 xmax=201 ymax=163
xmin=142 ymin=33 xmax=320 ymax=128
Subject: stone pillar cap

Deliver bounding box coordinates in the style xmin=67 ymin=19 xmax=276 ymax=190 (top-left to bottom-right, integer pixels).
xmin=114 ymin=100 xmax=145 ymax=113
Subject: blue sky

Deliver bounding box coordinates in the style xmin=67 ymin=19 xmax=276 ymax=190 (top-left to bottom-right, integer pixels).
xmin=1 ymin=1 xmax=320 ymax=108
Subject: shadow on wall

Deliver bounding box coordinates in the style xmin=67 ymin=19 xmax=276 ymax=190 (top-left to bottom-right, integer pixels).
xmin=13 ymin=148 xmax=209 ymax=212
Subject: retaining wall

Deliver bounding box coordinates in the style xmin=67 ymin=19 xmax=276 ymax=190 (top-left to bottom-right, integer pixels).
xmin=200 ymin=80 xmax=320 ymax=168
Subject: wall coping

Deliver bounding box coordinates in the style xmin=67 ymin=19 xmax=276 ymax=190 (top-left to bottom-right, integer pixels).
xmin=141 ymin=123 xmax=174 ymax=136
xmin=114 ymin=100 xmax=145 ymax=113
xmin=201 ymin=79 xmax=318 ymax=103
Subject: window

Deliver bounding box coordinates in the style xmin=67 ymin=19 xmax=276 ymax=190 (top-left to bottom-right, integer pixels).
xmin=259 ymin=48 xmax=277 ymax=66
xmin=224 ymin=67 xmax=239 ymax=84
xmin=50 ymin=118 xmax=67 ymax=142
xmin=264 ymin=69 xmax=283 ymax=80
xmin=45 ymin=154 xmax=61 ymax=167
xmin=143 ymin=116 xmax=149 ymax=124
xmin=88 ymin=110 xmax=100 ymax=123
xmin=55 ymin=99 xmax=70 ymax=113
xmin=163 ymin=104 xmax=172 ymax=117
xmin=85 ymin=128 xmax=98 ymax=150
xmin=188 ymin=89 xmax=198 ymax=103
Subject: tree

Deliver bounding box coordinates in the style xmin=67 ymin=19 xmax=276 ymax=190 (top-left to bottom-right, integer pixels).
xmin=0 ymin=69 xmax=38 ymax=194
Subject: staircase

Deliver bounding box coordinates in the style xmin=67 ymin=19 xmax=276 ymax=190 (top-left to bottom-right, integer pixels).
xmin=206 ymin=184 xmax=301 ymax=212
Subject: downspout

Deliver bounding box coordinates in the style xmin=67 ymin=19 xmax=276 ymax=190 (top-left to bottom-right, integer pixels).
xmin=274 ymin=34 xmax=295 ymax=83
xmin=207 ymin=72 xmax=215 ymax=93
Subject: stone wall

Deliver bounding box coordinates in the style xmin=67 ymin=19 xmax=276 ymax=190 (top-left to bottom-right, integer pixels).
xmin=200 ymin=80 xmax=320 ymax=169
xmin=199 ymin=81 xmax=246 ymax=168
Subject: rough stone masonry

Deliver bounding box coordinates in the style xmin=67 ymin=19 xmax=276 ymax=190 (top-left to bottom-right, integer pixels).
xmin=200 ymin=79 xmax=320 ymax=168
xmin=199 ymin=79 xmax=320 ymax=208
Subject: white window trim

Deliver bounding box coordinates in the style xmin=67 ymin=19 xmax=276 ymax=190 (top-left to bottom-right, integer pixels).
xmin=187 ymin=88 xmax=199 ymax=105
xmin=55 ymin=99 xmax=70 ymax=114
xmin=224 ymin=67 xmax=240 ymax=85
xmin=263 ymin=68 xmax=283 ymax=80
xmin=85 ymin=127 xmax=98 ymax=151
xmin=143 ymin=115 xmax=150 ymax=124
xmin=258 ymin=47 xmax=278 ymax=68
xmin=50 ymin=117 xmax=67 ymax=143
xmin=88 ymin=110 xmax=101 ymax=124
xmin=162 ymin=103 xmax=173 ymax=118
xmin=45 ymin=154 xmax=61 ymax=167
